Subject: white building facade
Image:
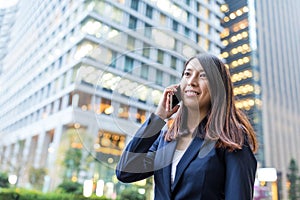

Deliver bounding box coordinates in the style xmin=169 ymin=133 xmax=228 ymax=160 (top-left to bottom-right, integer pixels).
xmin=0 ymin=0 xmax=224 ymax=195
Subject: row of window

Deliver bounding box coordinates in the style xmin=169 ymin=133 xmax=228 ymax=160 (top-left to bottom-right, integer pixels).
xmin=85 ymin=0 xmax=217 ymax=52
xmin=73 ymin=91 xmax=147 ymax=124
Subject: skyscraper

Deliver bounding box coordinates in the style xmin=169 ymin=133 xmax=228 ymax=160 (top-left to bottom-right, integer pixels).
xmin=222 ymin=0 xmax=300 ymax=199
xmin=220 ymin=0 xmax=263 ymax=163
xmin=0 ymin=0 xmax=224 ymax=196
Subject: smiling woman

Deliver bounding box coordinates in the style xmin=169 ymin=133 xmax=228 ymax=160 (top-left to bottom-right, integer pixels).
xmin=116 ymin=53 xmax=258 ymax=200
xmin=0 ymin=0 xmax=19 ymax=9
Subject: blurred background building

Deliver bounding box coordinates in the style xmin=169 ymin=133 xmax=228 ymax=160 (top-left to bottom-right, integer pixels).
xmin=0 ymin=0 xmax=224 ymax=198
xmin=221 ymin=0 xmax=300 ymax=199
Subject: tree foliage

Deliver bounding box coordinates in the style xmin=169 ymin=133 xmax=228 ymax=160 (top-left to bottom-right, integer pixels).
xmin=0 ymin=172 xmax=9 ymax=188
xmin=287 ymin=158 xmax=300 ymax=200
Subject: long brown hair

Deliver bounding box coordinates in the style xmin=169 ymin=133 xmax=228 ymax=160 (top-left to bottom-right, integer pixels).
xmin=165 ymin=53 xmax=258 ymax=152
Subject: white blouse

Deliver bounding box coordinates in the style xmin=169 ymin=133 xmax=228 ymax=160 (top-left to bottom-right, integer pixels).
xmin=171 ymin=149 xmax=186 ymax=184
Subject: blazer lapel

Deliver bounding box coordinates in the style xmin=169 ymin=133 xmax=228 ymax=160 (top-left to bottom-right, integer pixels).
xmin=154 ymin=139 xmax=177 ymax=194
xmin=171 ymin=136 xmax=204 ymax=191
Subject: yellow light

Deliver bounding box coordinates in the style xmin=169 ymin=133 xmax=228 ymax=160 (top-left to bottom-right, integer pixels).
xmin=231 ymin=48 xmax=238 ymax=55
xmin=224 ymin=16 xmax=230 ymax=22
xmin=243 ymin=6 xmax=249 ymax=13
xmin=229 ymin=13 xmax=236 ymax=19
xmin=238 ymin=59 xmax=244 ymax=65
xmin=104 ymin=106 xmax=114 ymax=115
xmin=222 ymin=40 xmax=229 ymax=46
xmin=236 ymin=9 xmax=243 ymax=16
xmin=231 ymin=36 xmax=237 ymax=42
xmin=220 ymin=4 xmax=229 ymax=12
xmin=242 ymin=31 xmax=248 ymax=38
xmin=243 ymin=56 xmax=250 ymax=63
xmin=237 ymin=34 xmax=242 ymax=40
xmin=72 ymin=176 xmax=78 ymax=182
xmin=222 ymin=52 xmax=229 ymax=58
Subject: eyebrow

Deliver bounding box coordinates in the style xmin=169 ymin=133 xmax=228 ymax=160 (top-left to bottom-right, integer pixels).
xmin=184 ymin=67 xmax=205 ymax=72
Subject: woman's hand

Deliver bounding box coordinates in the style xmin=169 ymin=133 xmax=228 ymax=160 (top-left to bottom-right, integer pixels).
xmin=155 ymin=84 xmax=180 ymax=120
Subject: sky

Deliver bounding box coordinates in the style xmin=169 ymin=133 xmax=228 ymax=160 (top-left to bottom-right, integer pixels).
xmin=0 ymin=0 xmax=19 ymax=9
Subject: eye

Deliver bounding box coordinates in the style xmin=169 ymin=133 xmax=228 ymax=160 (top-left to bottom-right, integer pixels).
xmin=199 ymin=72 xmax=206 ymax=78
xmin=183 ymin=71 xmax=191 ymax=77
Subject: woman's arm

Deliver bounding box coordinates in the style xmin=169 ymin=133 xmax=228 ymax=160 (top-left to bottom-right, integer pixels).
xmin=224 ymin=144 xmax=257 ymax=200
xmin=116 ymin=113 xmax=166 ymax=183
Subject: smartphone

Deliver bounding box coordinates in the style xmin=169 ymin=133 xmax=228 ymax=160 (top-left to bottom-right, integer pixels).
xmin=169 ymin=86 xmax=181 ymax=109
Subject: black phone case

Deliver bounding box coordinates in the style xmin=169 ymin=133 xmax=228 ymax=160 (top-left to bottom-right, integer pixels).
xmin=171 ymin=87 xmax=181 ymax=108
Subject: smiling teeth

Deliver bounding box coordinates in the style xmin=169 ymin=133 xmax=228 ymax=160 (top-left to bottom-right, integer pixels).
xmin=186 ymin=91 xmax=199 ymax=95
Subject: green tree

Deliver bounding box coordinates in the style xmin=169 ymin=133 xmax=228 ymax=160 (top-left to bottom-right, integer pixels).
xmin=287 ymin=158 xmax=299 ymax=200
xmin=57 ymin=180 xmax=83 ymax=195
xmin=63 ymin=148 xmax=82 ymax=180
xmin=28 ymin=167 xmax=47 ymax=190
xmin=0 ymin=172 xmax=9 ymax=188
xmin=118 ymin=186 xmax=146 ymax=200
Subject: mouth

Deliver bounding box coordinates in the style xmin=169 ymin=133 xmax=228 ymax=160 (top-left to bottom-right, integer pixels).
xmin=185 ymin=90 xmax=200 ymax=96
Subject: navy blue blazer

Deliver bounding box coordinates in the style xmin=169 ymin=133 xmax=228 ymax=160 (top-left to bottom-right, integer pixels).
xmin=116 ymin=113 xmax=257 ymax=200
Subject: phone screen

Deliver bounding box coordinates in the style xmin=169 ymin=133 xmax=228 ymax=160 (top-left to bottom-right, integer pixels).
xmin=170 ymin=86 xmax=181 ymax=108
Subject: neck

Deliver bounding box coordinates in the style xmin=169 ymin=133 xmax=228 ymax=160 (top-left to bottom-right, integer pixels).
xmin=186 ymin=108 xmax=207 ymax=134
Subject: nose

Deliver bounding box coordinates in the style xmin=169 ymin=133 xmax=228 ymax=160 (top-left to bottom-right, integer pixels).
xmin=187 ymin=74 xmax=198 ymax=87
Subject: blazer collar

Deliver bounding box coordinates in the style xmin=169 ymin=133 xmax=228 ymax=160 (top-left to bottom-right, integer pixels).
xmin=171 ymin=136 xmax=204 ymax=191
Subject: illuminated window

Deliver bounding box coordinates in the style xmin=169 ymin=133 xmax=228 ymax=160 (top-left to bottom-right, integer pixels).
xmin=136 ymin=108 xmax=146 ymax=123
xmin=97 ymin=131 xmax=126 ymax=157
xmin=232 ymin=19 xmax=248 ymax=32
xmin=118 ymin=104 xmax=129 ymax=119
xmin=100 ymin=98 xmax=113 ymax=115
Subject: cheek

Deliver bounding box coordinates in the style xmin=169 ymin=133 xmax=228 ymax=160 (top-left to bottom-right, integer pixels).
xmin=201 ymin=83 xmax=211 ymax=101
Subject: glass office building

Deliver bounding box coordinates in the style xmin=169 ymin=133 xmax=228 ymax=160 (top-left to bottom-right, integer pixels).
xmin=220 ymin=0 xmax=263 ymax=163
xmin=222 ymin=0 xmax=300 ymax=199
xmin=0 ymin=0 xmax=224 ymax=197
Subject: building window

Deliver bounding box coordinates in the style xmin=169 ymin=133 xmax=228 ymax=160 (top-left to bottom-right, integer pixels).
xmin=144 ymin=23 xmax=152 ymax=38
xmin=109 ymin=51 xmax=117 ymax=68
xmin=136 ymin=108 xmax=146 ymax=123
xmin=156 ymin=70 xmax=163 ymax=85
xmin=157 ymin=49 xmax=164 ymax=64
xmin=129 ymin=15 xmax=137 ymax=29
xmin=124 ymin=56 xmax=134 ymax=72
xmin=130 ymin=0 xmax=139 ymax=10
xmin=146 ymin=5 xmax=153 ymax=18
xmin=170 ymin=56 xmax=177 ymax=69
xmin=184 ymin=27 xmax=190 ymax=37
xmin=159 ymin=13 xmax=167 ymax=26
xmin=141 ymin=64 xmax=149 ymax=79
xmin=100 ymin=98 xmax=113 ymax=115
xmin=170 ymin=75 xmax=177 ymax=85
xmin=118 ymin=104 xmax=129 ymax=119
xmin=127 ymin=36 xmax=135 ymax=50
xmin=172 ymin=20 xmax=178 ymax=32
xmin=143 ymin=43 xmax=150 ymax=58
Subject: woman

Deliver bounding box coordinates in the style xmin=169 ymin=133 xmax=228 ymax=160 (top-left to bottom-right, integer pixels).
xmin=116 ymin=53 xmax=258 ymax=199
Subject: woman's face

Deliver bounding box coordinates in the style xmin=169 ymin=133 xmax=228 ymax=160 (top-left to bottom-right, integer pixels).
xmin=180 ymin=58 xmax=211 ymax=113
